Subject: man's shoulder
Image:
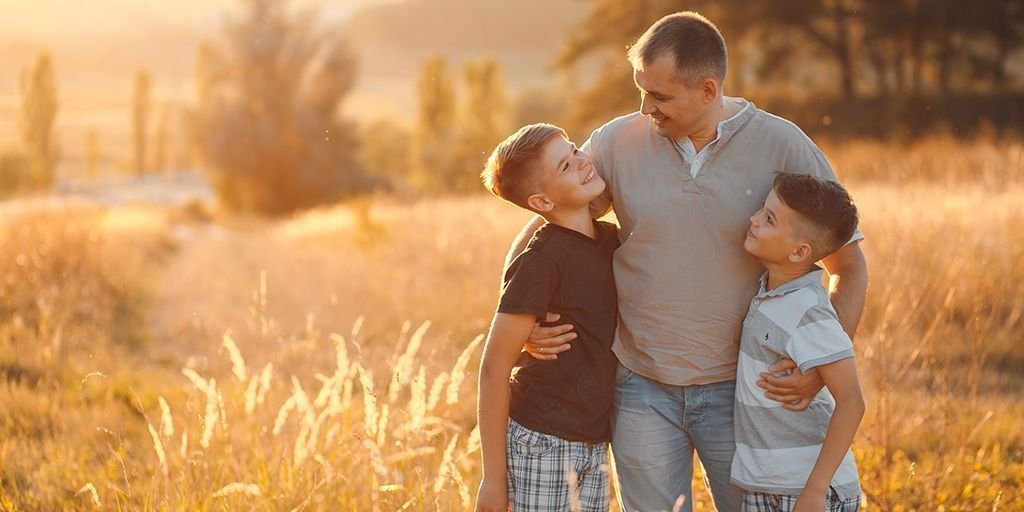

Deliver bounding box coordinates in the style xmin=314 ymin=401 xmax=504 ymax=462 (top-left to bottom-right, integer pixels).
xmin=590 ymin=111 xmax=648 ymax=143
xmin=748 ymin=107 xmax=816 ymax=146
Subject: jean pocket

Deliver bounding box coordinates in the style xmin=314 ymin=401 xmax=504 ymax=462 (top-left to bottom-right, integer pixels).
xmin=614 ymin=362 xmax=637 ymax=386
xmin=508 ymin=421 xmax=556 ymax=457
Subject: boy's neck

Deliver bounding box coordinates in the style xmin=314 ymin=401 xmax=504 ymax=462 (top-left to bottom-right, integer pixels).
xmin=763 ymin=260 xmax=816 ymax=291
xmin=543 ymin=206 xmax=596 ymax=238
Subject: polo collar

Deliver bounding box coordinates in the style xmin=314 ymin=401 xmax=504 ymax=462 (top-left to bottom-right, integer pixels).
xmin=756 ymin=266 xmax=825 ymax=299
xmin=712 ymin=97 xmax=756 ymax=149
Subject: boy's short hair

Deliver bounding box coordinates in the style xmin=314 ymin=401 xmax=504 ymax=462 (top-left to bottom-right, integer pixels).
xmin=773 ymin=172 xmax=858 ymax=260
xmin=481 ymin=123 xmax=567 ymax=210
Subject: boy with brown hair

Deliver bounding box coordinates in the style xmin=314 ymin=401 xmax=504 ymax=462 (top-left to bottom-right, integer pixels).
xmin=475 ymin=123 xmax=618 ymax=512
xmin=733 ymin=172 xmax=866 ymax=511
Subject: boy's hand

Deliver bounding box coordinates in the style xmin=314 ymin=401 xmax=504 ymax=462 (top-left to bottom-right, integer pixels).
xmin=757 ymin=358 xmax=824 ymax=411
xmin=522 ymin=312 xmax=576 ymax=360
xmin=793 ymin=486 xmax=827 ymax=512
xmin=475 ymin=477 xmax=509 ymax=512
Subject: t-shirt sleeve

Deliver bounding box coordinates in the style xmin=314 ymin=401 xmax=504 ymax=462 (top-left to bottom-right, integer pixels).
xmin=582 ymin=128 xmax=613 ymax=218
xmin=786 ymin=136 xmax=864 ymax=245
xmin=497 ymin=251 xmax=559 ymax=319
xmin=784 ymin=304 xmax=855 ymax=374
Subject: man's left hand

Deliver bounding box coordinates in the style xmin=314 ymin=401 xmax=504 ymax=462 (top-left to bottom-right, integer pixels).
xmin=757 ymin=358 xmax=823 ymax=411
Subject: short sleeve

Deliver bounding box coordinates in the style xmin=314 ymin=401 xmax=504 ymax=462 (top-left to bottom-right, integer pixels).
xmin=785 ymin=305 xmax=855 ymax=374
xmin=582 ymin=128 xmax=613 ymax=218
xmin=497 ymin=251 xmax=559 ymax=319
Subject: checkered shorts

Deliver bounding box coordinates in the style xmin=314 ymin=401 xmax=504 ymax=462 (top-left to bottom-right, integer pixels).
xmin=506 ymin=419 xmax=610 ymax=512
xmin=742 ymin=489 xmax=861 ymax=511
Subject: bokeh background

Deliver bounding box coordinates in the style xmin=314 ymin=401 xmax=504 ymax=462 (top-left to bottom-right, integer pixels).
xmin=0 ymin=0 xmax=1022 ymax=510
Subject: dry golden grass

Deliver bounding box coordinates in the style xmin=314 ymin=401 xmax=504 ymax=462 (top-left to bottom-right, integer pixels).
xmin=0 ymin=136 xmax=1022 ymax=511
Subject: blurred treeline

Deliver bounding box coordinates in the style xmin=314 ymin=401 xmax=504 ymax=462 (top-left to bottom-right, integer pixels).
xmin=556 ymin=0 xmax=1024 ymax=138
xmin=3 ymin=0 xmax=1022 ymax=214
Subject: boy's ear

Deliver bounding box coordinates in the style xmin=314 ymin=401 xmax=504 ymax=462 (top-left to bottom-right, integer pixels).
xmin=526 ymin=193 xmax=554 ymax=213
xmin=788 ymin=242 xmax=814 ymax=264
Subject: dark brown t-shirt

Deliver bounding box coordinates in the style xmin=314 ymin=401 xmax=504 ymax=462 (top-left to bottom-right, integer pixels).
xmin=498 ymin=220 xmax=619 ymax=443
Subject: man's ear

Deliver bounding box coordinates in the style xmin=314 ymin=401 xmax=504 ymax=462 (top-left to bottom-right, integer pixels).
xmin=527 ymin=193 xmax=554 ymax=213
xmin=788 ymin=242 xmax=814 ymax=264
xmin=701 ymin=78 xmax=719 ymax=103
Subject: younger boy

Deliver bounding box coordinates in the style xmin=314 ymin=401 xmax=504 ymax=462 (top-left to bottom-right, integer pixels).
xmin=732 ymin=172 xmax=866 ymax=511
xmin=475 ymin=123 xmax=618 ymax=512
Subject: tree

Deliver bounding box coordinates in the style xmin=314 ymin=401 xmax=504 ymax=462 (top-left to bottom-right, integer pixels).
xmin=84 ymin=130 xmax=100 ymax=179
xmin=454 ymin=59 xmax=509 ymax=193
xmin=410 ymin=55 xmax=457 ymax=193
xmin=192 ymin=0 xmax=370 ymax=215
xmin=152 ymin=104 xmax=168 ymax=174
xmin=132 ymin=70 xmax=151 ymax=175
xmin=358 ymin=119 xmax=411 ymax=192
xmin=18 ymin=52 xmax=59 ymax=188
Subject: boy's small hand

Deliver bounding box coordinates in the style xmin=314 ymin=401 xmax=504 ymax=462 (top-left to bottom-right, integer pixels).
xmin=522 ymin=312 xmax=576 ymax=360
xmin=757 ymin=358 xmax=823 ymax=411
xmin=793 ymin=488 xmax=826 ymax=512
xmin=475 ymin=477 xmax=509 ymax=512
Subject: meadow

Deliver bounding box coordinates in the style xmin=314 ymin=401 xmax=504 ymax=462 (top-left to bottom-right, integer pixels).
xmin=0 ymin=135 xmax=1022 ymax=511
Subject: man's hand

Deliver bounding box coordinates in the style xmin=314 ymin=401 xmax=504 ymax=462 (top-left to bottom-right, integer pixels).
xmin=522 ymin=313 xmax=576 ymax=360
xmin=757 ymin=358 xmax=824 ymax=411
xmin=475 ymin=476 xmax=509 ymax=512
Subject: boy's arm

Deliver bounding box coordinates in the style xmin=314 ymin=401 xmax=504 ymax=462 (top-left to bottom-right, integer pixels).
xmin=476 ymin=312 xmax=537 ymax=512
xmin=503 ymin=217 xmax=577 ymax=360
xmin=793 ymin=357 xmax=865 ymax=512
xmin=759 ymin=242 xmax=868 ymax=410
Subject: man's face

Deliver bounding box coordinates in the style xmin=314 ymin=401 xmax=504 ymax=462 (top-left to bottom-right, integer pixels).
xmin=744 ymin=189 xmax=807 ymax=264
xmin=532 ymin=136 xmax=605 ymax=212
xmin=633 ymin=53 xmax=710 ymax=140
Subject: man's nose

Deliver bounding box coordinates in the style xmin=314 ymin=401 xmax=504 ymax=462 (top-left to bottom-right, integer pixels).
xmin=640 ymin=93 xmax=655 ymax=115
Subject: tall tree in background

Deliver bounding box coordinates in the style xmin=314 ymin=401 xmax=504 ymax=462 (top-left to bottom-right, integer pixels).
xmin=555 ymin=1 xmax=674 ymax=135
xmin=193 ymin=0 xmax=369 ymax=215
xmin=84 ymin=130 xmax=100 ymax=179
xmin=750 ymin=0 xmax=860 ymax=99
xmin=152 ymin=104 xmax=168 ymax=174
xmin=132 ymin=70 xmax=151 ymax=175
xmin=454 ymin=59 xmax=508 ymax=193
xmin=411 ymin=55 xmax=456 ymax=193
xmin=18 ymin=52 xmax=59 ymax=188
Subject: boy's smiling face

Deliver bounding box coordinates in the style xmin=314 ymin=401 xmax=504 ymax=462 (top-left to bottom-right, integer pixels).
xmin=527 ymin=136 xmax=605 ymax=213
xmin=744 ymin=189 xmax=812 ymax=264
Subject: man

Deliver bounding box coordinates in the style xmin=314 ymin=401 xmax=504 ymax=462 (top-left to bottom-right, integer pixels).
xmin=507 ymin=11 xmax=868 ymax=512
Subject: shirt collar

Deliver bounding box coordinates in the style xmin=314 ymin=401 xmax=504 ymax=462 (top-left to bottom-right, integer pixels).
xmin=675 ymin=98 xmax=755 ymax=155
xmin=756 ymin=266 xmax=826 ymax=299
xmin=713 ymin=98 xmax=755 ymax=148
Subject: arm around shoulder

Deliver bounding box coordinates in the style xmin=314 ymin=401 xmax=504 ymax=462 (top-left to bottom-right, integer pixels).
xmin=822 ymin=241 xmax=868 ymax=339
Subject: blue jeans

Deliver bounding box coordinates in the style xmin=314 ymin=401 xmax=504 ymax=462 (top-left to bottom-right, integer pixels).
xmin=611 ymin=364 xmax=742 ymax=512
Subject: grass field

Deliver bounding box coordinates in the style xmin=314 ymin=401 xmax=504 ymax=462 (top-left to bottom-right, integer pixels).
xmin=0 ymin=136 xmax=1022 ymax=511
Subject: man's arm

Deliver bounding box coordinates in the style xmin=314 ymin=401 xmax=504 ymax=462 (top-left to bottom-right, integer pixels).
xmin=821 ymin=241 xmax=868 ymax=337
xmin=759 ymin=242 xmax=868 ymax=410
xmin=475 ymin=312 xmax=537 ymax=512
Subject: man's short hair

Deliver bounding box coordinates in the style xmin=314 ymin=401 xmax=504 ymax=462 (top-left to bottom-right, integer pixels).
xmin=481 ymin=123 xmax=567 ymax=210
xmin=627 ymin=11 xmax=727 ymax=87
xmin=773 ymin=172 xmax=858 ymax=260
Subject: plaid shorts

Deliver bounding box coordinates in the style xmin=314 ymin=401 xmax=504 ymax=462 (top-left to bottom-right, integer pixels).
xmin=742 ymin=488 xmax=861 ymax=511
xmin=506 ymin=419 xmax=610 ymax=512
